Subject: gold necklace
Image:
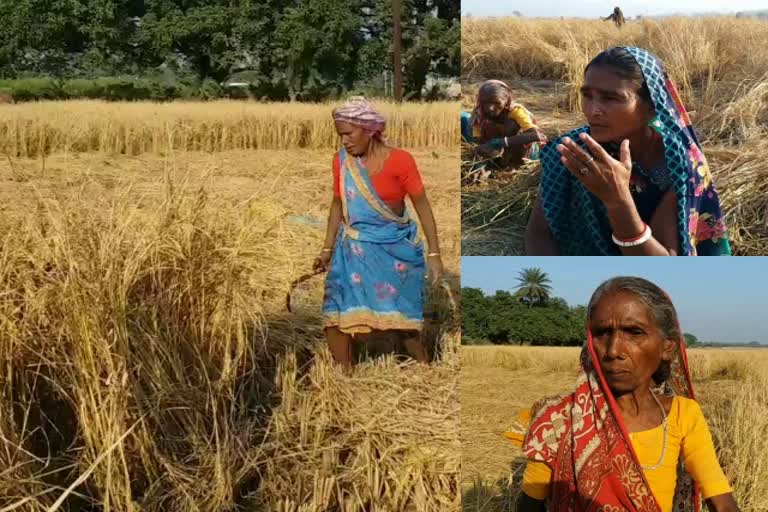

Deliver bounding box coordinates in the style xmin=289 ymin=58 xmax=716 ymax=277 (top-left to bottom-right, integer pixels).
xmin=638 ymin=390 xmax=668 ymax=471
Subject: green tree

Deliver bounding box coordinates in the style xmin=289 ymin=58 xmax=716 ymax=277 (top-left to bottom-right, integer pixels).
xmin=683 ymin=333 xmax=699 ymax=347
xmin=273 ymin=0 xmax=364 ymax=100
xmin=356 ymin=0 xmax=459 ymax=99
xmin=139 ymin=1 xmax=240 ymax=80
xmin=460 ymin=287 xmax=490 ymax=342
xmin=514 ymin=268 xmax=553 ymax=306
xmin=0 ymin=0 xmax=458 ymax=100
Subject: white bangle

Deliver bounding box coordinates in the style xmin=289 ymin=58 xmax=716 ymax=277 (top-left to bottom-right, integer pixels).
xmin=503 ymin=136 xmax=509 ymax=148
xmin=612 ymin=224 xmax=653 ymax=247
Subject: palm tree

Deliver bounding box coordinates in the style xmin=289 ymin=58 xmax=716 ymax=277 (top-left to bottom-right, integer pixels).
xmin=514 ymin=268 xmax=553 ymax=306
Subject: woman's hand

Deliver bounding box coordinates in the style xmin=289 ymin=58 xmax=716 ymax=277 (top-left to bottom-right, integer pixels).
xmin=313 ymin=250 xmax=332 ymax=273
xmin=556 ymin=133 xmax=632 ymax=208
xmin=473 ymin=141 xmax=504 ymax=159
xmin=427 ymin=254 xmax=444 ymax=285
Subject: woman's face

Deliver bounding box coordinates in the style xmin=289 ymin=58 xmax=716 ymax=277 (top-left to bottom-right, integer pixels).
xmin=335 ymin=121 xmax=371 ymax=156
xmin=581 ymin=66 xmax=655 ymax=143
xmin=589 ymin=291 xmax=675 ymax=394
xmin=480 ymin=91 xmax=508 ymax=120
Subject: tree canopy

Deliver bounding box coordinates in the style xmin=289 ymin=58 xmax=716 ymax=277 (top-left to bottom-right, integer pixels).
xmin=0 ymin=0 xmax=459 ymax=100
xmin=461 ymin=286 xmax=587 ymax=346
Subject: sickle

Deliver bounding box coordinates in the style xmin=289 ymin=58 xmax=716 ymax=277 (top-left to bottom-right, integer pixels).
xmin=286 ymin=269 xmax=326 ymax=312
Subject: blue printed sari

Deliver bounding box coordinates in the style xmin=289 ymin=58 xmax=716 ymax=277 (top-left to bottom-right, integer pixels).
xmin=322 ymin=148 xmax=425 ymax=334
xmin=538 ymin=47 xmax=731 ymax=256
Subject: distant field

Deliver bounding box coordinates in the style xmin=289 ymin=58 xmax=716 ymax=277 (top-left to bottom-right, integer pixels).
xmin=0 ymin=100 xmax=458 ymax=157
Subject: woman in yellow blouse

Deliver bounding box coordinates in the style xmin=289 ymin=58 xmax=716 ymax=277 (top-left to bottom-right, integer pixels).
xmin=461 ymin=80 xmax=547 ymax=169
xmin=508 ymin=276 xmax=740 ymax=512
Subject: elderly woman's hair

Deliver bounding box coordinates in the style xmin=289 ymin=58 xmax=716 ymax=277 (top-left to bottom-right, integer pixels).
xmin=587 ymin=276 xmax=680 ymax=384
xmin=584 ymin=47 xmax=652 ymax=104
xmin=478 ymin=81 xmax=510 ymax=102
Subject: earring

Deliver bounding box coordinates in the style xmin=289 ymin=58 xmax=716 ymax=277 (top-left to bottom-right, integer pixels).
xmin=647 ymin=116 xmax=663 ymax=135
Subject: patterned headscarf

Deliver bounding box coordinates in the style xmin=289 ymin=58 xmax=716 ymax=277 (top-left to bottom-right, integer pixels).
xmin=508 ymin=279 xmax=700 ymax=512
xmin=332 ymin=96 xmax=386 ymax=136
xmin=538 ymin=47 xmax=730 ymax=256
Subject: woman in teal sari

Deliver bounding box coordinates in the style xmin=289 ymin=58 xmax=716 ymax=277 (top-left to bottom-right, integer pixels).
xmin=314 ymin=97 xmax=444 ymax=367
xmin=526 ymin=47 xmax=731 ymax=256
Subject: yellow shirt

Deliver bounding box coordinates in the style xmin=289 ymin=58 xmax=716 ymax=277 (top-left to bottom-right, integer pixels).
xmin=521 ymin=397 xmax=732 ymax=512
xmin=472 ymin=104 xmax=536 ymax=138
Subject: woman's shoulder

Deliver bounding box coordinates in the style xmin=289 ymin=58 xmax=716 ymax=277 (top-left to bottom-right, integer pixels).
xmin=672 ymin=395 xmax=701 ymax=411
xmin=388 ymin=147 xmax=414 ymax=159
xmin=386 ymin=147 xmax=418 ymax=168
xmin=670 ymin=395 xmax=705 ymax=431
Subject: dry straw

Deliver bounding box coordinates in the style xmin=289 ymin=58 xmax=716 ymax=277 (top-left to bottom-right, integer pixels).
xmin=0 ymin=156 xmax=461 ymax=509
xmin=259 ymin=342 xmax=460 ymax=511
xmin=461 ymin=16 xmax=768 ymax=134
xmin=0 ymin=100 xmax=459 ymax=158
xmin=0 ymin=183 xmax=277 ymax=511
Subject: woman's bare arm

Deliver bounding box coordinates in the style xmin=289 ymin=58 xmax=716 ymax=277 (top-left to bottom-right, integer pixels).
xmin=410 ymin=191 xmax=443 ymax=282
xmin=314 ymin=196 xmax=344 ymax=272
xmin=504 ymin=127 xmax=546 ymax=147
xmin=706 ymin=493 xmax=741 ymax=512
xmin=525 ymin=196 xmax=560 ymax=255
xmin=607 ymin=189 xmax=680 ymax=256
xmin=410 ymin=192 xmax=440 ymax=253
xmin=322 ymin=196 xmax=343 ymax=249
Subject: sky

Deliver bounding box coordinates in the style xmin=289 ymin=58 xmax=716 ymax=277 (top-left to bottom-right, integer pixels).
xmin=461 ymin=0 xmax=767 ymax=18
xmin=461 ymin=257 xmax=767 ymax=344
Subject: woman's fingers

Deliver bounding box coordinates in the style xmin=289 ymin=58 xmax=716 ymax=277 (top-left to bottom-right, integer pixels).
xmin=561 ymin=136 xmax=597 ymax=168
xmin=557 ymin=143 xmax=591 ymax=178
xmin=619 ymin=139 xmax=632 ymax=169
xmin=577 ymin=132 xmax=613 ymax=164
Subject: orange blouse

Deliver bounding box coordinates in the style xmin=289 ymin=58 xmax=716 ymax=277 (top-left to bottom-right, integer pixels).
xmin=332 ymin=148 xmax=425 ymax=203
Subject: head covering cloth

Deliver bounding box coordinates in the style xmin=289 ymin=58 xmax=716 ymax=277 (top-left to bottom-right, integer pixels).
xmin=332 ymin=96 xmax=386 ymax=138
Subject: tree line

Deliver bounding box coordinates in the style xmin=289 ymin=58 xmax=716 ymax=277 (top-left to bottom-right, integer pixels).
xmin=462 ymin=268 xmax=705 ymax=347
xmin=0 ymin=0 xmax=459 ymax=101
xmin=462 ymin=268 xmax=587 ymax=346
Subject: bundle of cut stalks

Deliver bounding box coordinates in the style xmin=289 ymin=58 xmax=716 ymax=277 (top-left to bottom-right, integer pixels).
xmin=258 ymin=338 xmax=461 ymax=512
xmin=0 ymin=185 xmax=284 ymax=511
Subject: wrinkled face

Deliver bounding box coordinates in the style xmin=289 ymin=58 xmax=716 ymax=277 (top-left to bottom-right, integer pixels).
xmin=589 ymin=291 xmax=675 ymax=394
xmin=581 ymin=66 xmax=655 ymax=143
xmin=335 ymin=121 xmax=371 ymax=156
xmin=480 ymin=90 xmax=509 ymax=120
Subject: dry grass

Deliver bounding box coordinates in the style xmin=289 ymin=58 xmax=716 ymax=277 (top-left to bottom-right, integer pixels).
xmin=261 ymin=345 xmax=460 ymax=511
xmin=0 ymin=100 xmax=459 ymax=158
xmin=0 ymin=135 xmax=461 ymax=508
xmin=460 ymin=16 xmax=768 ymax=255
xmin=461 ymin=346 xmax=768 ymax=512
xmin=462 ymin=16 xmax=768 ymax=133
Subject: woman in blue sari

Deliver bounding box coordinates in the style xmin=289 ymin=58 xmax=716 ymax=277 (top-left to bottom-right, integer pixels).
xmin=526 ymin=47 xmax=731 ymax=256
xmin=314 ymin=97 xmax=444 ymax=367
